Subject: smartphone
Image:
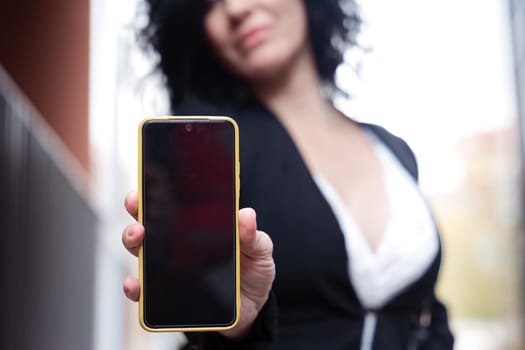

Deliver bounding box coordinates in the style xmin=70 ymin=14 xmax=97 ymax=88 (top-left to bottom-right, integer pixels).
xmin=138 ymin=116 xmax=240 ymax=332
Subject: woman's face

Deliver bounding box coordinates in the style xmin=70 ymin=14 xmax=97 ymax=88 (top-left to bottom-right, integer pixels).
xmin=204 ymin=0 xmax=309 ymax=83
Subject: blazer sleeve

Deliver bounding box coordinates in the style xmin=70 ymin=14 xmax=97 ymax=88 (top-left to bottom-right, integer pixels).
xmin=172 ymin=99 xmax=278 ymax=349
xmin=183 ymin=292 xmax=278 ymax=350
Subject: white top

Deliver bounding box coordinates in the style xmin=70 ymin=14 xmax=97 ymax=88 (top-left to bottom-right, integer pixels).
xmin=313 ymin=136 xmax=439 ymax=310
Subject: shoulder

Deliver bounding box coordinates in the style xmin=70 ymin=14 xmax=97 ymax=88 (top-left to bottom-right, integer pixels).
xmin=360 ymin=122 xmax=419 ymax=182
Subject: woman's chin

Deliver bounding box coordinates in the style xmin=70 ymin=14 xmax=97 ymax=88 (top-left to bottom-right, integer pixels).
xmin=237 ymin=57 xmax=289 ymax=84
xmin=234 ymin=42 xmax=305 ymax=84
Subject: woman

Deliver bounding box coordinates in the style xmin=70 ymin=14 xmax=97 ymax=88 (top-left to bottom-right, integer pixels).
xmin=122 ymin=0 xmax=454 ymax=348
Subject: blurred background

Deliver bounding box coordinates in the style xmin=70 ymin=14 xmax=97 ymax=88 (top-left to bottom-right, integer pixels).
xmin=1 ymin=0 xmax=524 ymax=349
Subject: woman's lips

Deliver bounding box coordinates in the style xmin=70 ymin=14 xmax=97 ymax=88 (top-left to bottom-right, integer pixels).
xmin=239 ymin=27 xmax=268 ymax=51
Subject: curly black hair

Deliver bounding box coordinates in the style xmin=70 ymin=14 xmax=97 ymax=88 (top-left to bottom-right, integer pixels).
xmin=139 ymin=0 xmax=361 ymax=109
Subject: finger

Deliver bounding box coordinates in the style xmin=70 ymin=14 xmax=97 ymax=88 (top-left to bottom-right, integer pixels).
xmin=123 ymin=276 xmax=140 ymax=302
xmin=124 ymin=191 xmax=139 ymax=220
xmin=239 ymin=208 xmax=273 ymax=259
xmin=122 ymin=223 xmax=144 ymax=257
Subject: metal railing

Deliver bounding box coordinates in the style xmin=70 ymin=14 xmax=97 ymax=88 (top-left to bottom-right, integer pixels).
xmin=0 ymin=66 xmax=97 ymax=350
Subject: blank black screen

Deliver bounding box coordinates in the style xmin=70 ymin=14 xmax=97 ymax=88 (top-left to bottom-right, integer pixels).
xmin=142 ymin=119 xmax=236 ymax=328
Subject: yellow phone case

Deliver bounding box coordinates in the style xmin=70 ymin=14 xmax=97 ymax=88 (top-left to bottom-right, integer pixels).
xmin=137 ymin=116 xmax=240 ymax=332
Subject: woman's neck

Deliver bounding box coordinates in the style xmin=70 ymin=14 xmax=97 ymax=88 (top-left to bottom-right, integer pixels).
xmin=252 ymin=46 xmax=335 ymax=125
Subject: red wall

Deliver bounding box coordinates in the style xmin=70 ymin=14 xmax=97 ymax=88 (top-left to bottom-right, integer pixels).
xmin=0 ymin=0 xmax=90 ymax=172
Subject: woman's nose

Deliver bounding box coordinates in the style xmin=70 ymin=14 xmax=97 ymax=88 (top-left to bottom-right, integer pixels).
xmin=221 ymin=0 xmax=252 ymax=21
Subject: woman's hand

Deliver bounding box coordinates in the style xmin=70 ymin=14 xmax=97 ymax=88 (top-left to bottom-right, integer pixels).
xmin=122 ymin=191 xmax=275 ymax=339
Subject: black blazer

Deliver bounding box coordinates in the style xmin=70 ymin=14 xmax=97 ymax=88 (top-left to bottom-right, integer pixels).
xmin=180 ymin=99 xmax=454 ymax=350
